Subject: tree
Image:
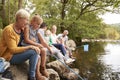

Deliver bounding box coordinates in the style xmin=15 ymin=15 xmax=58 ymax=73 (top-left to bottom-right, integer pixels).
xmin=18 ymin=0 xmax=23 ymax=9
xmin=29 ymin=0 xmax=120 ymax=41
xmin=0 ymin=0 xmax=6 ymax=28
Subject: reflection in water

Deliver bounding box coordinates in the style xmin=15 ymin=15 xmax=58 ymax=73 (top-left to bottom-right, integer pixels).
xmin=103 ymin=43 xmax=120 ymax=72
xmin=74 ymin=42 xmax=120 ymax=80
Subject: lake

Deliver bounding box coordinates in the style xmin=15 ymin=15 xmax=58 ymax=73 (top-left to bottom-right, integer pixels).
xmin=73 ymin=42 xmax=120 ymax=80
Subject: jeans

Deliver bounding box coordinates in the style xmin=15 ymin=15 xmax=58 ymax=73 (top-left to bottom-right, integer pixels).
xmin=10 ymin=49 xmax=39 ymax=78
xmin=52 ymin=43 xmax=66 ymax=56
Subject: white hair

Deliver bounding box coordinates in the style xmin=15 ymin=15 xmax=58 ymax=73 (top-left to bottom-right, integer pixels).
xmin=64 ymin=30 xmax=69 ymax=34
xmin=15 ymin=9 xmax=30 ymax=21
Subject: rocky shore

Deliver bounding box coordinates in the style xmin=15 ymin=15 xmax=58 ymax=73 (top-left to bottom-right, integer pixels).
xmin=10 ymin=60 xmax=79 ymax=80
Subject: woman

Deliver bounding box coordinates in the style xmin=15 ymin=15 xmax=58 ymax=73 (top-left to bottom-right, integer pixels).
xmin=50 ymin=25 xmax=67 ymax=56
xmin=0 ymin=9 xmax=39 ymax=80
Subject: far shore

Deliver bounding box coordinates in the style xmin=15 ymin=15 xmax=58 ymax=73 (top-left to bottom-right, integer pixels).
xmin=82 ymin=39 xmax=120 ymax=42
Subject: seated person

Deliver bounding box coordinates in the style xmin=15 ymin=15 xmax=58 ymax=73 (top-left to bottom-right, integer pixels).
xmin=21 ymin=14 xmax=50 ymax=80
xmin=50 ymin=25 xmax=67 ymax=56
xmin=0 ymin=9 xmax=39 ymax=80
xmin=38 ymin=23 xmax=74 ymax=64
xmin=57 ymin=30 xmax=75 ymax=59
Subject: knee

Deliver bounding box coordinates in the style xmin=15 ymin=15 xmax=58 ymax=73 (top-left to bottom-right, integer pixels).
xmin=59 ymin=44 xmax=63 ymax=47
xmin=29 ymin=49 xmax=39 ymax=57
xmin=41 ymin=48 xmax=47 ymax=54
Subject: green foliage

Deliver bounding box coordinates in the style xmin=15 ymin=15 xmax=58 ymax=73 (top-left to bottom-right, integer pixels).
xmin=1 ymin=0 xmax=120 ymax=41
xmin=0 ymin=17 xmax=3 ymax=28
xmin=104 ymin=25 xmax=120 ymax=40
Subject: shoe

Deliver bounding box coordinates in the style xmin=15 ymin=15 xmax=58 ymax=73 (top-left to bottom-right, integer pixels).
xmin=65 ymin=58 xmax=75 ymax=64
xmin=40 ymin=66 xmax=49 ymax=78
xmin=36 ymin=72 xmax=46 ymax=80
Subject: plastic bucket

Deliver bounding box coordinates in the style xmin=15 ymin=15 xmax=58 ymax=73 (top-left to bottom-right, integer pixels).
xmin=83 ymin=44 xmax=89 ymax=52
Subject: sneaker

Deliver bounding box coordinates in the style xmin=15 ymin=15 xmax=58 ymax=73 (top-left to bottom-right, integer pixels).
xmin=65 ymin=58 xmax=75 ymax=64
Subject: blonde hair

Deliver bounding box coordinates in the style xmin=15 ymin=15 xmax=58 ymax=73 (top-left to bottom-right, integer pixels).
xmin=46 ymin=30 xmax=51 ymax=36
xmin=51 ymin=25 xmax=57 ymax=33
xmin=31 ymin=14 xmax=43 ymax=25
xmin=15 ymin=9 xmax=30 ymax=21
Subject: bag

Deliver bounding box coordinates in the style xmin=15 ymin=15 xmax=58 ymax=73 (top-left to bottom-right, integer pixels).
xmin=0 ymin=57 xmax=10 ymax=73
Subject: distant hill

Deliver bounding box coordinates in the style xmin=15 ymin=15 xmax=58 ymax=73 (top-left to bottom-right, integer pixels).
xmin=109 ymin=23 xmax=120 ymax=27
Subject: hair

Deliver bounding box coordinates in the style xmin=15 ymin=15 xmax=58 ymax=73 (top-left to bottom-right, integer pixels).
xmin=63 ymin=30 xmax=69 ymax=34
xmin=40 ymin=22 xmax=47 ymax=28
xmin=15 ymin=9 xmax=30 ymax=21
xmin=31 ymin=14 xmax=43 ymax=25
xmin=51 ymin=25 xmax=57 ymax=33
xmin=45 ymin=29 xmax=51 ymax=36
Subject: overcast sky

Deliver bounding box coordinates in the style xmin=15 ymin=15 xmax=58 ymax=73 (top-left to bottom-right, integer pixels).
xmin=99 ymin=12 xmax=120 ymax=24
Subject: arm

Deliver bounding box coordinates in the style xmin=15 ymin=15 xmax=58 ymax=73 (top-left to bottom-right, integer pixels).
xmin=3 ymin=29 xmax=32 ymax=54
xmin=37 ymin=32 xmax=53 ymax=54
xmin=24 ymin=27 xmax=43 ymax=48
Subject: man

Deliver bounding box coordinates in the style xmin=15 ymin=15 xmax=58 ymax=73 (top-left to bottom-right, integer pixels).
xmin=57 ymin=30 xmax=75 ymax=59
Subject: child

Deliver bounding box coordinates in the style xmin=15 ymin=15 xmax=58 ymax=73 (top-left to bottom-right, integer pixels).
xmin=21 ymin=14 xmax=50 ymax=80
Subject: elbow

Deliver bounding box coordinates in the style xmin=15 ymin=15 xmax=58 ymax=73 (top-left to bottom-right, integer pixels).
xmin=24 ymin=39 xmax=30 ymax=44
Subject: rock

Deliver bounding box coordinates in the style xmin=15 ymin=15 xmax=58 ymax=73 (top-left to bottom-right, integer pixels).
xmin=63 ymin=68 xmax=79 ymax=80
xmin=47 ymin=69 xmax=60 ymax=80
xmin=47 ymin=60 xmax=67 ymax=75
xmin=6 ymin=59 xmax=79 ymax=80
xmin=47 ymin=60 xmax=79 ymax=80
xmin=10 ymin=61 xmax=60 ymax=80
xmin=66 ymin=39 xmax=76 ymax=51
xmin=10 ymin=63 xmax=28 ymax=80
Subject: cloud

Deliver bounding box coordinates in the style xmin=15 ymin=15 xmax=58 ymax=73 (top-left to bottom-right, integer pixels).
xmin=99 ymin=12 xmax=120 ymax=24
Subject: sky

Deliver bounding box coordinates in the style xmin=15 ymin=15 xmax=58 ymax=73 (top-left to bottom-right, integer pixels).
xmin=99 ymin=12 xmax=120 ymax=24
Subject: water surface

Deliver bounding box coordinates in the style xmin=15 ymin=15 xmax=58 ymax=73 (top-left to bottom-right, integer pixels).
xmin=74 ymin=42 xmax=120 ymax=80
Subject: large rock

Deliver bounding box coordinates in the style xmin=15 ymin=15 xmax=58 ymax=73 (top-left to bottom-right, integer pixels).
xmin=10 ymin=61 xmax=60 ymax=80
xmin=47 ymin=69 xmax=60 ymax=80
xmin=47 ymin=60 xmax=67 ymax=75
xmin=66 ymin=39 xmax=76 ymax=51
xmin=47 ymin=60 xmax=79 ymax=80
xmin=10 ymin=63 xmax=28 ymax=80
xmin=63 ymin=68 xmax=79 ymax=80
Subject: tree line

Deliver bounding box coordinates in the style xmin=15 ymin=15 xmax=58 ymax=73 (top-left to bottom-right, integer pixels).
xmin=0 ymin=0 xmax=120 ymax=43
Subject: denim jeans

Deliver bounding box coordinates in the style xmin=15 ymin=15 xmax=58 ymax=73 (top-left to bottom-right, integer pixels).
xmin=10 ymin=49 xmax=39 ymax=78
xmin=52 ymin=43 xmax=66 ymax=55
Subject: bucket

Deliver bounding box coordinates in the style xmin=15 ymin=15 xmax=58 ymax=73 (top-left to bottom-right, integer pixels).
xmin=83 ymin=44 xmax=89 ymax=52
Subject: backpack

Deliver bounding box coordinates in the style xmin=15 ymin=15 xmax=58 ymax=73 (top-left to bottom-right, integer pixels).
xmin=0 ymin=57 xmax=13 ymax=80
xmin=0 ymin=57 xmax=10 ymax=73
